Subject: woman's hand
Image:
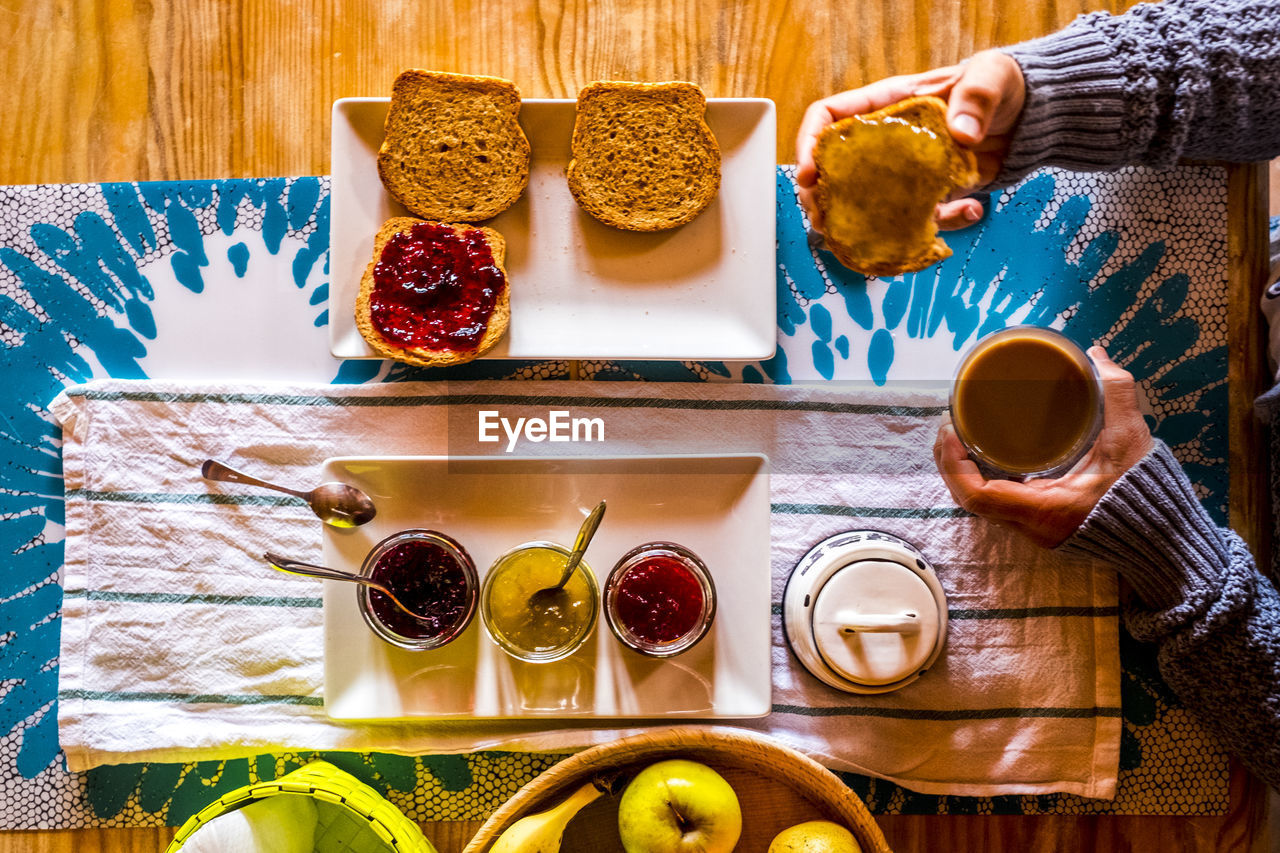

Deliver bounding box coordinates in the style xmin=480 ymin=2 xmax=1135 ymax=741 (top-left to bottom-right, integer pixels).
xmin=933 ymin=347 xmax=1154 ymax=548
xmin=795 ymin=50 xmax=1026 ymax=233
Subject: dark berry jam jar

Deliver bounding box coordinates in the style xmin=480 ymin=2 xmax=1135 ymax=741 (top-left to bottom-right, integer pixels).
xmin=358 ymin=529 xmax=477 ymax=651
xmin=604 ymin=542 xmax=716 ymax=658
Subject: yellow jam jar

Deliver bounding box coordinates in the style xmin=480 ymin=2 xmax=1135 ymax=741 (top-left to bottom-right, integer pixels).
xmin=480 ymin=541 xmax=599 ymax=663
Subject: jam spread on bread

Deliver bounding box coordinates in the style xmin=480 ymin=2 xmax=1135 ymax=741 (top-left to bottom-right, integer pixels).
xmin=370 ymin=222 xmax=505 ymax=351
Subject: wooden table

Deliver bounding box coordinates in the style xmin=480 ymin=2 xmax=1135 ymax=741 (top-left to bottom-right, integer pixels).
xmin=0 ymin=0 xmax=1272 ymax=849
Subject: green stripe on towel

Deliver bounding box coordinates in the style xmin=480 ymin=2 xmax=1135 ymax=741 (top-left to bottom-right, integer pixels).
xmin=769 ymin=603 xmax=1119 ymax=619
xmin=772 ymin=704 xmax=1124 ymax=719
xmin=66 ymin=388 xmax=948 ymax=418
xmin=60 ymin=688 xmax=322 ymax=707
xmin=772 ymin=503 xmax=971 ymax=519
xmin=70 ymin=490 xmax=971 ymax=525
xmin=70 ymin=490 xmax=967 ymax=521
xmin=62 ymin=590 xmax=322 ymax=608
xmin=949 ymin=606 xmax=1124 ymax=619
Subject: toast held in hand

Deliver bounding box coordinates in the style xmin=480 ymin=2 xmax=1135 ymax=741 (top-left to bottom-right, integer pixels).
xmin=814 ymin=95 xmax=979 ymax=277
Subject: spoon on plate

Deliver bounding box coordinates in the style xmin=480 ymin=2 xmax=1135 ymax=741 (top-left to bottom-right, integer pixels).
xmin=527 ymin=500 xmax=607 ymax=615
xmin=202 ymin=459 xmax=377 ymax=528
xmin=263 ymin=553 xmax=429 ymax=620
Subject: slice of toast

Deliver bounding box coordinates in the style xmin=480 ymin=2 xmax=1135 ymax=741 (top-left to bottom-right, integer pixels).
xmin=376 ymin=70 xmax=532 ymax=222
xmin=355 ymin=216 xmax=510 ymax=367
xmin=814 ymin=95 xmax=980 ymax=277
xmin=567 ymin=81 xmax=721 ymax=232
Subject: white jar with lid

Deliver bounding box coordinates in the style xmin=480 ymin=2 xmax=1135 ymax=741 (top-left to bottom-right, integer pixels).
xmin=783 ymin=530 xmax=948 ymax=694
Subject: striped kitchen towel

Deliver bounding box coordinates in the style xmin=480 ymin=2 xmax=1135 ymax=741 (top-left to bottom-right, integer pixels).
xmin=50 ymin=378 xmax=1120 ymax=798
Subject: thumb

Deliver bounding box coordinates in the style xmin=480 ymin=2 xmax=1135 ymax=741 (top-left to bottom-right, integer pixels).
xmin=946 ymin=51 xmax=1018 ymax=146
xmin=1087 ymin=345 xmax=1142 ymax=414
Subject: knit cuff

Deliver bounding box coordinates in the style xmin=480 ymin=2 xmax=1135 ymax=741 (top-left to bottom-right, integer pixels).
xmin=1057 ymin=441 xmax=1227 ymax=612
xmin=996 ymin=19 xmax=1130 ymax=186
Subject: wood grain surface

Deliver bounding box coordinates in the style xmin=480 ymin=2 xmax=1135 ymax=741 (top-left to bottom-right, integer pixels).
xmin=0 ymin=0 xmax=1146 ymax=180
xmin=0 ymin=0 xmax=1272 ymax=850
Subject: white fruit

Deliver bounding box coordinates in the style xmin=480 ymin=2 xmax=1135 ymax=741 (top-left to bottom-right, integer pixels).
xmin=488 ymin=781 xmax=602 ymax=853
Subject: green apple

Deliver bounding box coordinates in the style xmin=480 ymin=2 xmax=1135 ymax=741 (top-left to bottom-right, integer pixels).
xmin=617 ymin=759 xmax=742 ymax=853
xmin=767 ymin=819 xmax=860 ymax=853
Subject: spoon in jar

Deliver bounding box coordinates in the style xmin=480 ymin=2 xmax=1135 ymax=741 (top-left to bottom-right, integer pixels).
xmin=202 ymin=459 xmax=377 ymax=528
xmin=527 ymin=500 xmax=607 ymax=615
xmin=263 ymin=553 xmax=429 ymax=621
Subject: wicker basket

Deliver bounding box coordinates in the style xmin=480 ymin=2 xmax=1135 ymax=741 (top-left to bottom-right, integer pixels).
xmin=166 ymin=760 xmax=435 ymax=853
xmin=462 ymin=727 xmax=891 ymax=853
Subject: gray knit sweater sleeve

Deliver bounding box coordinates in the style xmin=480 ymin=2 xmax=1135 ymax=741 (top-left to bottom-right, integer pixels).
xmin=1058 ymin=441 xmax=1280 ymax=789
xmin=997 ymin=0 xmax=1280 ymax=184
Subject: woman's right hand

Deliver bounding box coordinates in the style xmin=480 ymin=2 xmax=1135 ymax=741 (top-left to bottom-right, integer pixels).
xmin=794 ymin=50 xmax=1027 ymax=233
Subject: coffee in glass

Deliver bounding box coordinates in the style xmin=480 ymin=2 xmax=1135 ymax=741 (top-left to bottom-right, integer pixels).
xmin=950 ymin=326 xmax=1103 ymax=479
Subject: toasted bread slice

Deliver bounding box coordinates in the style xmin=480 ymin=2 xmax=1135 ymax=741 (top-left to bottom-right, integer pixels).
xmin=377 ymin=70 xmax=532 ymax=222
xmin=814 ymin=95 xmax=980 ymax=277
xmin=567 ymin=81 xmax=721 ymax=231
xmin=355 ymin=216 xmax=510 ymax=367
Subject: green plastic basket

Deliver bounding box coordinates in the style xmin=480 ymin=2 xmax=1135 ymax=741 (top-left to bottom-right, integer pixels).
xmin=166 ymin=760 xmax=436 ymax=853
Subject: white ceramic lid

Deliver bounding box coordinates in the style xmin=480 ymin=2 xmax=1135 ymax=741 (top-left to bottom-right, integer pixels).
xmin=782 ymin=530 xmax=948 ymax=694
xmin=811 ymin=559 xmax=941 ymax=686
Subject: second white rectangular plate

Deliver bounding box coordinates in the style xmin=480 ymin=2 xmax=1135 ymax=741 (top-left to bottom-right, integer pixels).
xmin=329 ymin=97 xmax=778 ymax=362
xmin=322 ymin=454 xmax=772 ymax=720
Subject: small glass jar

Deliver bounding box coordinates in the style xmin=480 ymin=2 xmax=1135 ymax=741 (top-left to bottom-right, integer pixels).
xmin=604 ymin=542 xmax=716 ymax=657
xmin=480 ymin=541 xmax=599 ymax=663
xmin=358 ymin=529 xmax=478 ymax=651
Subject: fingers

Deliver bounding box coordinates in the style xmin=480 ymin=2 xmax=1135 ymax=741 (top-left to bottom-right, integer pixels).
xmin=936 ymin=198 xmax=984 ymax=230
xmin=795 ymin=59 xmax=1017 ymax=237
xmin=934 ymin=422 xmax=986 ymax=502
xmin=795 ymin=67 xmax=963 ymax=188
xmin=935 ymin=423 xmax=1011 ymax=514
xmin=796 ymin=89 xmax=893 ymax=184
xmin=934 ymin=422 xmax=1045 ymax=527
xmin=1086 ymin=345 xmax=1154 ymax=461
xmin=1087 ymin=345 xmax=1143 ymax=421
xmin=795 ymin=74 xmax=936 ymax=228
xmin=1086 ymin=345 xmax=1126 ymax=380
xmin=797 ymin=184 xmax=824 ymax=233
xmin=946 ymin=51 xmax=1023 ymax=147
xmin=909 ymin=67 xmax=964 ymax=98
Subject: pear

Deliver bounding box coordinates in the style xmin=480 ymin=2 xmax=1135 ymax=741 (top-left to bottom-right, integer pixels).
xmin=767 ymin=820 xmax=861 ymax=853
xmin=488 ymin=781 xmax=602 ymax=853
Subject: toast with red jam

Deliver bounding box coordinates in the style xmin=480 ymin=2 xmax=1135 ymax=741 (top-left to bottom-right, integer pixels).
xmin=355 ymin=216 xmax=510 ymax=367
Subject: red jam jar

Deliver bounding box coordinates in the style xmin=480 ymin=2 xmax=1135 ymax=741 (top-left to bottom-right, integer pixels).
xmin=604 ymin=542 xmax=716 ymax=657
xmin=358 ymin=529 xmax=478 ymax=651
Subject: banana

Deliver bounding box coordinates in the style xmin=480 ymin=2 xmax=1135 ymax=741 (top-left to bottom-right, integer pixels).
xmin=488 ymin=780 xmax=603 ymax=853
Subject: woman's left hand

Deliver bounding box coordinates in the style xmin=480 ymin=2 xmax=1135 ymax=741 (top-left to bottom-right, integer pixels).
xmin=933 ymin=346 xmax=1154 ymax=548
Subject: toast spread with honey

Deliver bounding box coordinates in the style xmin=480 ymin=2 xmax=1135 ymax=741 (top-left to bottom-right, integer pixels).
xmin=567 ymin=81 xmax=721 ymax=231
xmin=814 ymin=95 xmax=979 ymax=277
xmin=377 ymin=70 xmax=531 ymax=222
xmin=356 ymin=216 xmax=510 ymax=367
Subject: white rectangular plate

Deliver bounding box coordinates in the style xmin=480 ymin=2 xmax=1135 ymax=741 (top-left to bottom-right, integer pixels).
xmin=329 ymin=97 xmax=777 ymax=361
xmin=322 ymin=454 xmax=772 ymax=720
